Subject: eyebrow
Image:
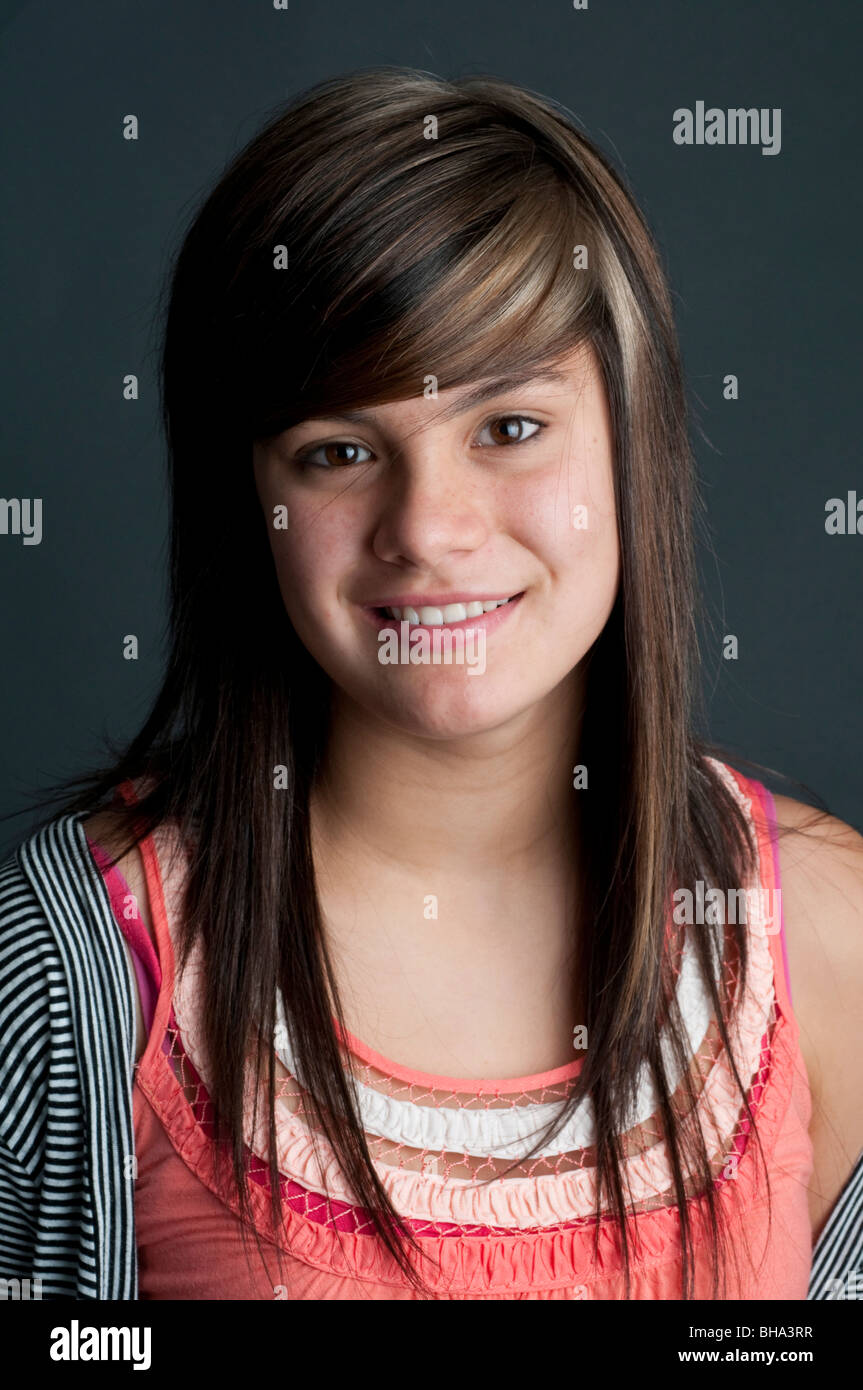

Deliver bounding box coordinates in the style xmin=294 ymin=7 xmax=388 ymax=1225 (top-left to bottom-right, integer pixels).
xmin=304 ymin=368 xmax=573 ymax=428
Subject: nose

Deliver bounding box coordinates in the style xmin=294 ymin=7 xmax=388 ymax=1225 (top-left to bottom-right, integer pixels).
xmin=371 ymin=444 xmax=490 ymax=570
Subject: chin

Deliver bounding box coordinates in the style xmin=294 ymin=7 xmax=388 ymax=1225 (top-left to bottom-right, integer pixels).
xmin=364 ymin=676 xmax=535 ymax=741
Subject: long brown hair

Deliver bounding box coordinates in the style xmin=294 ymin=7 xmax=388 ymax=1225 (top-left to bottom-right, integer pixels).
xmin=8 ymin=67 xmax=819 ymax=1298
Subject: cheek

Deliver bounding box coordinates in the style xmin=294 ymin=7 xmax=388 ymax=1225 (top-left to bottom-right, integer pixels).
xmin=510 ymin=448 xmax=619 ymax=590
xmin=265 ymin=498 xmax=358 ymax=626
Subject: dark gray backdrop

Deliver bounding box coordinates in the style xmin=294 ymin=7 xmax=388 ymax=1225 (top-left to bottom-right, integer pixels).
xmin=1 ymin=0 xmax=860 ymax=855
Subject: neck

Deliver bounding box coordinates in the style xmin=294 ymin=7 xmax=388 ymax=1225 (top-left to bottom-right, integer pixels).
xmin=310 ymin=669 xmax=585 ymax=883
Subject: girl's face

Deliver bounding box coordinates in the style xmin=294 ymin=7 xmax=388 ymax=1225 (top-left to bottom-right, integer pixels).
xmin=252 ymin=341 xmax=620 ymax=738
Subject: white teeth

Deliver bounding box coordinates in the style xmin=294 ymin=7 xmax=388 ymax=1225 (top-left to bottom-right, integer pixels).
xmin=383 ymin=596 xmax=516 ymax=623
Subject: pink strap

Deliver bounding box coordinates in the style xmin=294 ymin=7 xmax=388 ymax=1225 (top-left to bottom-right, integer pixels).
xmin=87 ymin=836 xmax=162 ymax=1034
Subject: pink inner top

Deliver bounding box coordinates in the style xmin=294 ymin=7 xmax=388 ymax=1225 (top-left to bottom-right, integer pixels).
xmin=89 ymin=838 xmax=162 ymax=1032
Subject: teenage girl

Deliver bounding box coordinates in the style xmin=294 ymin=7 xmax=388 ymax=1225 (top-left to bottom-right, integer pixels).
xmin=5 ymin=68 xmax=862 ymax=1301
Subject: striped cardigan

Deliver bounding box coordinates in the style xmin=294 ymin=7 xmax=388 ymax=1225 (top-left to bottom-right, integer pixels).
xmin=0 ymin=812 xmax=859 ymax=1300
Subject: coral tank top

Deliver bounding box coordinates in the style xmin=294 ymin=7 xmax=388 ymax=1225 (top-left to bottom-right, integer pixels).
xmin=87 ymin=758 xmax=814 ymax=1299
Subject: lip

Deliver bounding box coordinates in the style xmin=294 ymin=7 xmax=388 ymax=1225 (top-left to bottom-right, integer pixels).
xmin=360 ymin=591 xmax=525 ymax=636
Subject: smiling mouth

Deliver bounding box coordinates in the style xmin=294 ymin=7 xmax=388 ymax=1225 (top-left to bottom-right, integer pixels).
xmin=366 ymin=592 xmax=525 ymax=632
xmin=375 ymin=594 xmax=523 ymax=626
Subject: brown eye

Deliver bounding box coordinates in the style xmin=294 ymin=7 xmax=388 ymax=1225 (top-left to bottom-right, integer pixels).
xmin=477 ymin=415 xmax=544 ymax=446
xmin=299 ymin=440 xmax=374 ymax=469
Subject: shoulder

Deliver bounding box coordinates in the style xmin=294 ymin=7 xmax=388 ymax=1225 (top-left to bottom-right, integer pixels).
xmin=770 ymin=792 xmax=863 ymax=1019
xmin=0 ymin=816 xmax=79 ymax=958
xmin=0 ymin=822 xmax=84 ymax=1153
xmin=769 ymin=791 xmax=863 ymax=1235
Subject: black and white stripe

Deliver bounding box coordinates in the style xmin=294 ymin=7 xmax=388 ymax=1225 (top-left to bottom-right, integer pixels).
xmin=0 ymin=813 xmax=137 ymax=1298
xmin=808 ymin=1152 xmax=863 ymax=1300
xmin=0 ymin=811 xmax=858 ymax=1299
